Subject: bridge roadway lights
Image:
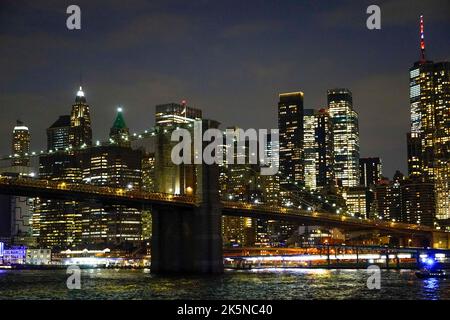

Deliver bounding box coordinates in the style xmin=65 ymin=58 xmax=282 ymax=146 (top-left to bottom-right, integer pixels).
xmin=389 ymin=235 xmax=431 ymax=248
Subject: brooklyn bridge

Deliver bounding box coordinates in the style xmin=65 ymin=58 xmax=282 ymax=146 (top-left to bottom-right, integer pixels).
xmin=0 ymin=173 xmax=448 ymax=273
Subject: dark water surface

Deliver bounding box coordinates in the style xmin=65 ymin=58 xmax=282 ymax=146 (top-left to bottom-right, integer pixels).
xmin=0 ymin=268 xmax=448 ymax=300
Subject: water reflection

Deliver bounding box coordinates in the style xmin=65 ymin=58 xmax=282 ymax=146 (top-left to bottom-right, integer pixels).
xmin=0 ymin=269 xmax=448 ymax=300
xmin=422 ymin=278 xmax=440 ymax=300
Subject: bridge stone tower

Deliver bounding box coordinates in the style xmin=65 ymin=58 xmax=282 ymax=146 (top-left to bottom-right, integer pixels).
xmin=151 ymin=119 xmax=223 ymax=273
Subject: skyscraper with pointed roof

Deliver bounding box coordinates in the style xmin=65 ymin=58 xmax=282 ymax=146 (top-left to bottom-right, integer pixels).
xmin=47 ymin=115 xmax=71 ymax=152
xmin=407 ymin=15 xmax=450 ymax=221
xmin=69 ymin=86 xmax=92 ymax=149
xmin=110 ymin=107 xmax=130 ymax=147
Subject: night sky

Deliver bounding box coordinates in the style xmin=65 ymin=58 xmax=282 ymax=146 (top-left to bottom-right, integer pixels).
xmin=0 ymin=0 xmax=449 ymax=178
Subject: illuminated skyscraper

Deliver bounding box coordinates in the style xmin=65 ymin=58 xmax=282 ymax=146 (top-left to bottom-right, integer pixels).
xmin=79 ymin=110 xmax=142 ymax=248
xmin=374 ymin=172 xmax=435 ymax=227
xmin=7 ymin=121 xmax=34 ymax=246
xmin=36 ymin=152 xmax=83 ymax=249
xmin=401 ymin=176 xmax=435 ymax=226
xmin=221 ymin=127 xmax=259 ymax=247
xmin=360 ymin=157 xmax=382 ymax=187
xmin=2 ymin=121 xmax=34 ymax=246
xmin=342 ymin=187 xmax=373 ymax=219
xmin=432 ymin=62 xmax=450 ymax=220
xmin=35 ymin=87 xmax=90 ymax=249
xmin=374 ymin=177 xmax=402 ymax=221
xmin=278 ymin=92 xmax=304 ymax=186
xmin=328 ymin=89 xmax=360 ymax=187
xmin=316 ymin=108 xmax=335 ymax=189
xmin=80 ymin=145 xmax=142 ymax=248
xmin=142 ymin=153 xmax=156 ymax=192
xmin=303 ymin=109 xmax=318 ymax=190
xmin=407 ymin=132 xmax=422 ymax=177
xmin=302 ymin=108 xmax=335 ymax=191
xmin=47 ymin=115 xmax=71 ymax=152
xmin=409 ymin=61 xmax=436 ymax=179
xmin=407 ymin=16 xmax=450 ymax=220
xmin=69 ymin=86 xmax=92 ymax=149
xmin=109 ymin=107 xmax=131 ymax=147
xmin=260 ymin=133 xmax=280 ymax=205
xmin=155 ymin=101 xmax=202 ymax=127
xmin=11 ymin=120 xmax=30 ymax=167
xmin=35 ymin=111 xmax=84 ymax=249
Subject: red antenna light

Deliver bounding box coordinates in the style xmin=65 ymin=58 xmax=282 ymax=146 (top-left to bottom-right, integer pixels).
xmin=420 ymin=15 xmax=426 ymax=62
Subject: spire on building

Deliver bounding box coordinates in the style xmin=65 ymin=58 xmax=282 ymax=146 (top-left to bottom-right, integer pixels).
xmin=112 ymin=107 xmax=127 ymax=130
xmin=110 ymin=107 xmax=130 ymax=147
xmin=419 ymin=15 xmax=426 ymax=63
xmin=70 ymin=85 xmax=92 ymax=148
xmin=75 ymin=86 xmax=86 ymax=103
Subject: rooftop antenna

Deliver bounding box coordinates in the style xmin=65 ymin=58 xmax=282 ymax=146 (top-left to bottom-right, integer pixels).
xmin=420 ymin=15 xmax=426 ymax=63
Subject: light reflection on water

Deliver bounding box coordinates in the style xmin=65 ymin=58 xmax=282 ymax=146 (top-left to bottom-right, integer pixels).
xmin=0 ymin=268 xmax=448 ymax=300
xmin=423 ymin=278 xmax=440 ymax=300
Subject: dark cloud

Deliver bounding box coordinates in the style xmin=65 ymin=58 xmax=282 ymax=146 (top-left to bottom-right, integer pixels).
xmin=220 ymin=20 xmax=284 ymax=39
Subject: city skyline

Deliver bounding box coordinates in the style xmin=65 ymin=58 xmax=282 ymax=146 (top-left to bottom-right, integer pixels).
xmin=1 ymin=0 xmax=450 ymax=179
xmin=1 ymin=2 xmax=450 ymax=304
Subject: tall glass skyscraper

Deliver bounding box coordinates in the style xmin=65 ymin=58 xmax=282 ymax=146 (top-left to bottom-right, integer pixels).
xmin=47 ymin=115 xmax=71 ymax=152
xmin=407 ymin=16 xmax=450 ymax=220
xmin=360 ymin=157 xmax=382 ymax=187
xmin=433 ymin=62 xmax=450 ymax=220
xmin=302 ymin=108 xmax=335 ymax=191
xmin=303 ymin=109 xmax=318 ymax=190
xmin=328 ymin=89 xmax=360 ymax=187
xmin=278 ymin=92 xmax=304 ymax=186
xmin=316 ymin=108 xmax=335 ymax=189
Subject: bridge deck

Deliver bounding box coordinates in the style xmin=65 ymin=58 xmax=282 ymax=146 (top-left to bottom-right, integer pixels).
xmin=0 ymin=177 xmax=441 ymax=236
xmin=0 ymin=177 xmax=196 ymax=207
xmin=221 ymin=201 xmax=435 ymax=235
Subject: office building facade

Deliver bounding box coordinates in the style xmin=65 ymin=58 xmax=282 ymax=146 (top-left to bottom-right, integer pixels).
xmin=328 ymin=89 xmax=360 ymax=187
xmin=278 ymin=92 xmax=304 ymax=186
xmin=11 ymin=120 xmax=31 ymax=167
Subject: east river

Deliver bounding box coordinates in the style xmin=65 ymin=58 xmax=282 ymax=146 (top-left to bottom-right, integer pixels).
xmin=0 ymin=268 xmax=448 ymax=300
